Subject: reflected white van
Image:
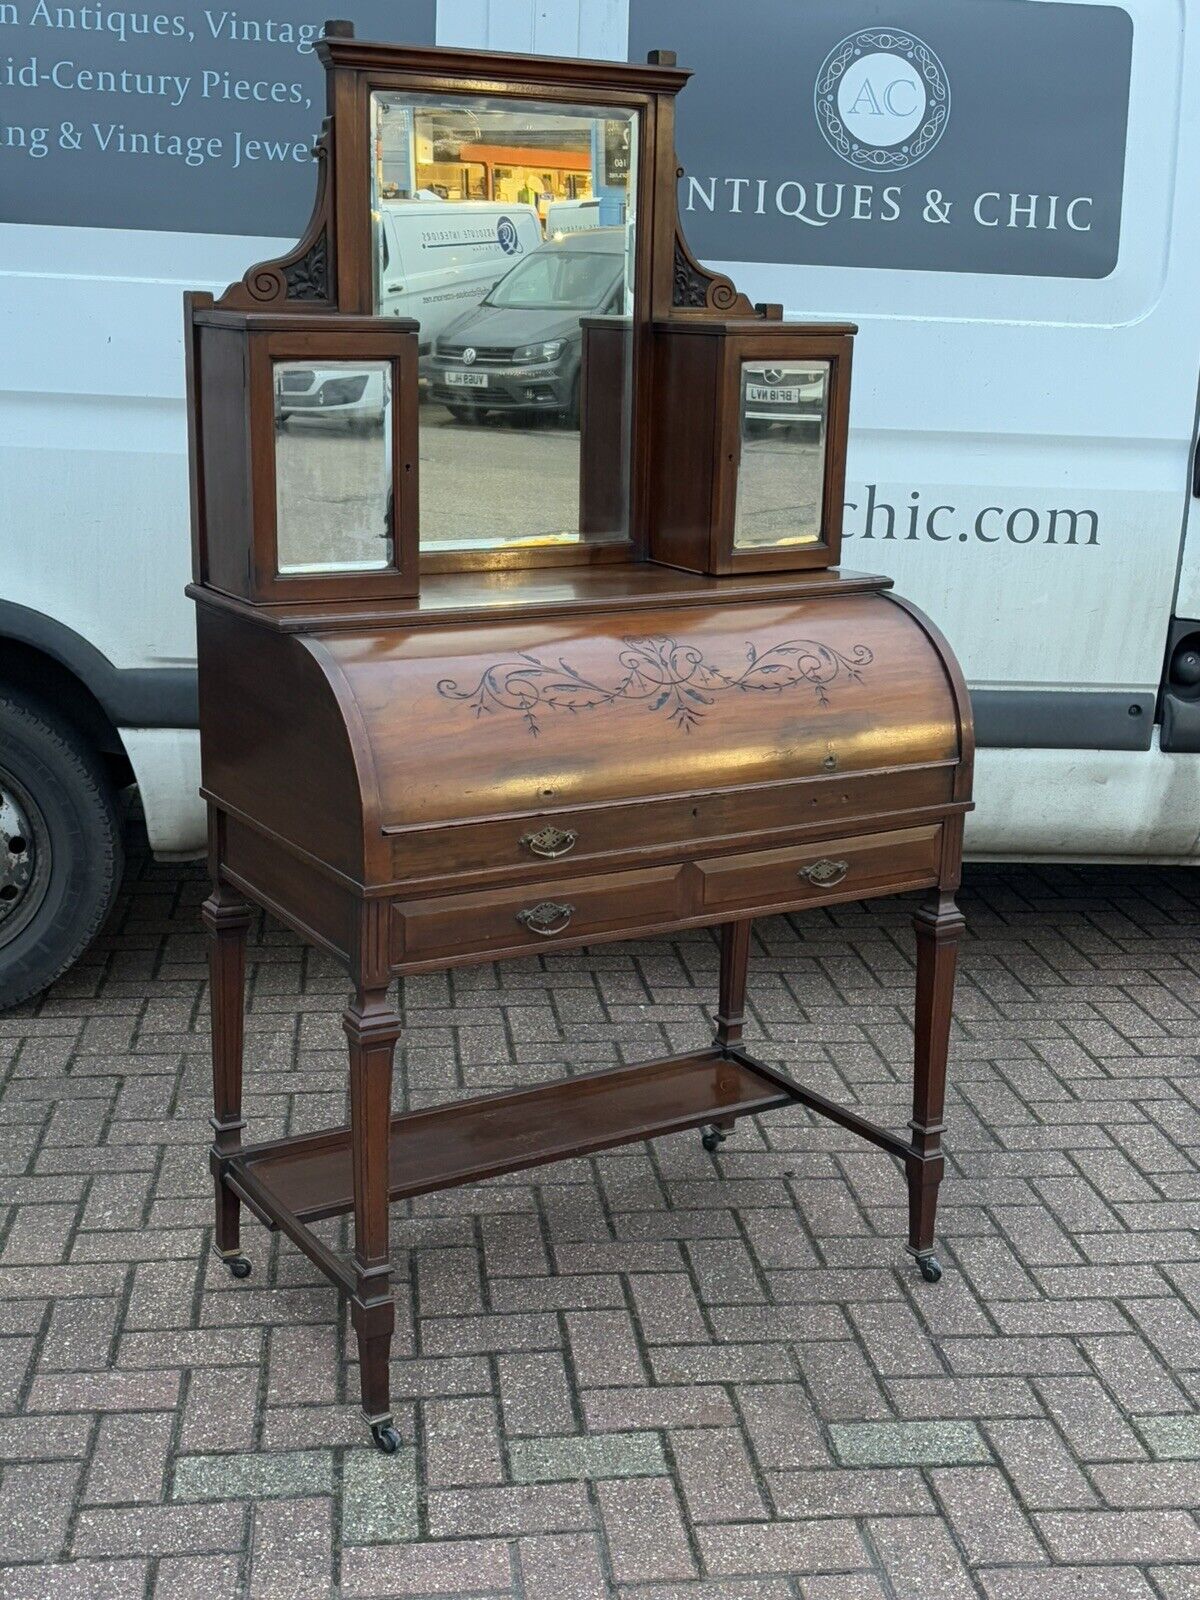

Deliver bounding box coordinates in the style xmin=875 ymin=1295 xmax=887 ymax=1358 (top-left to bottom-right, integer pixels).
xmin=546 ymin=198 xmax=602 ymax=237
xmin=375 ymin=200 xmax=542 ymax=353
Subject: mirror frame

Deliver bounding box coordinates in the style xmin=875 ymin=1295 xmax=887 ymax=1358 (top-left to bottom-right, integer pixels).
xmin=202 ymin=28 xmax=770 ymax=578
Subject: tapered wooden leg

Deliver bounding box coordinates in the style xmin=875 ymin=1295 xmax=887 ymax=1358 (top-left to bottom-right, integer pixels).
xmin=202 ymin=884 xmax=253 ymax=1277
xmin=715 ymin=919 xmax=752 ymax=1048
xmin=344 ymin=986 xmax=402 ymax=1452
xmin=906 ymin=890 xmax=964 ymax=1282
xmin=705 ymin=920 xmax=753 ymax=1150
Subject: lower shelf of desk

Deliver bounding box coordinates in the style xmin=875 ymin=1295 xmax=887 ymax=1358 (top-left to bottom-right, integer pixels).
xmin=229 ymin=1046 xmax=794 ymax=1227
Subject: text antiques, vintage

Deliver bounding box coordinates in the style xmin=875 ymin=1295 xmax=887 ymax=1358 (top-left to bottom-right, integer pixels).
xmin=186 ymin=24 xmax=973 ymax=1452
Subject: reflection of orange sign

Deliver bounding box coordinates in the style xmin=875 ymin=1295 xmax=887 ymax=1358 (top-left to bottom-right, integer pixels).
xmin=467 ymin=144 xmax=589 ymax=171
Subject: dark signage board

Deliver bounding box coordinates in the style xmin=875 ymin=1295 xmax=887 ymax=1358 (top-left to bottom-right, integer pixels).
xmin=0 ymin=1 xmax=436 ymax=235
xmin=629 ymin=0 xmax=1132 ymax=278
xmin=603 ymin=117 xmax=631 ymax=186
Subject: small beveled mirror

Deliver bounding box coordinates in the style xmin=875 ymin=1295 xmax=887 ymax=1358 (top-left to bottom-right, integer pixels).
xmin=274 ymin=359 xmax=394 ymax=574
xmin=733 ymin=359 xmax=831 ymax=552
xmin=370 ymin=89 xmax=638 ymax=558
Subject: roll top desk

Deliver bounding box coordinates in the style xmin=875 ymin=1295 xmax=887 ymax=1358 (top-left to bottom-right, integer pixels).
xmin=186 ymin=24 xmax=973 ymax=1452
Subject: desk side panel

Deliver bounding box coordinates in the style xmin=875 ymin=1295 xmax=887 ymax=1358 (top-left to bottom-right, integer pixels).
xmin=197 ymin=605 xmax=367 ymax=883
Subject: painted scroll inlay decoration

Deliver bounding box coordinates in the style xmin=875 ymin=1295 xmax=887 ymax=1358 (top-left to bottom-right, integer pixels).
xmin=437 ymin=635 xmax=873 ymax=735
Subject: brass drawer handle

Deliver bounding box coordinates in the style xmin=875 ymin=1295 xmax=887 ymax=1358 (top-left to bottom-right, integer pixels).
xmin=798 ymin=858 xmax=849 ymax=888
xmin=516 ymin=901 xmax=575 ymax=936
xmin=520 ymin=826 xmax=577 ymax=859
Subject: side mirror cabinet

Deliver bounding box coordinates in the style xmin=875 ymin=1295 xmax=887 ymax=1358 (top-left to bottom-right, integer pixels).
xmin=647 ymin=319 xmax=855 ymax=575
xmin=188 ymin=309 xmax=420 ymax=603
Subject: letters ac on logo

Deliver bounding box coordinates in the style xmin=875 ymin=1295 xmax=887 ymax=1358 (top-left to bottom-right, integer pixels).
xmin=814 ymin=29 xmax=950 ymax=172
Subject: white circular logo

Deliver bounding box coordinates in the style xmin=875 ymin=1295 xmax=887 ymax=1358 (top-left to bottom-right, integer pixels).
xmin=814 ymin=29 xmax=950 ymax=172
xmin=461 ymin=347 xmax=476 ymax=366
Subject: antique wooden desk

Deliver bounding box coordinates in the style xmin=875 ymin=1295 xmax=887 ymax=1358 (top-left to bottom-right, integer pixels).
xmin=186 ymin=26 xmax=972 ymax=1452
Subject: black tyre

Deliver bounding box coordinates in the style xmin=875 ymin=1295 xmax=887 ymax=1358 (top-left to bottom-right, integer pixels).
xmin=0 ymin=690 xmax=123 ymax=1010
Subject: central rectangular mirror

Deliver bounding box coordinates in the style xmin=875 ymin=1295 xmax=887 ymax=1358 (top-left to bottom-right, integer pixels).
xmin=371 ymin=89 xmax=638 ymax=557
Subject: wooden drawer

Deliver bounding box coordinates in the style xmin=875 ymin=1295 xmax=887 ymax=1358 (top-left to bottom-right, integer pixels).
xmin=384 ymin=765 xmax=956 ymax=888
xmin=392 ymin=863 xmax=685 ymax=965
xmin=696 ymin=825 xmax=941 ymax=913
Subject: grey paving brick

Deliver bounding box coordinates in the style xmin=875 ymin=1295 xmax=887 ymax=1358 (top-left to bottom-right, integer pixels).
xmin=26 ymin=1370 xmax=181 ymax=1413
xmin=798 ymin=1581 xmax=889 ymax=1600
xmin=1036 ymin=1376 xmax=1150 ymax=1461
xmin=1082 ymin=1333 xmax=1192 ymax=1413
xmin=498 ymin=1351 xmax=577 ymax=1436
xmin=868 ymin=1516 xmax=978 ymax=1600
xmin=931 ymin=1465 xmax=1046 ymax=1564
xmin=670 ymin=1427 xmax=768 ymax=1522
xmin=698 ymin=1520 xmax=869 ymax=1576
xmin=735 ymin=1382 xmax=833 ymax=1469
xmin=626 ymin=1273 xmax=710 ymax=1343
xmin=829 ymin=1421 xmax=991 ymax=1467
xmin=427 ymin=1482 xmax=592 ymax=1539
xmin=565 ymin=1310 xmax=647 ymax=1388
xmin=984 ymin=1419 xmax=1101 ymax=1510
xmin=1149 ymin=1569 xmax=1200 ymax=1600
xmin=1035 ymin=1509 xmax=1200 ymax=1563
xmin=1089 ymin=1460 xmax=1200 ymax=1508
xmin=342 ymin=1446 xmax=419 ymax=1542
xmin=769 ymin=1467 xmax=931 ymax=1518
xmin=83 ymin=1412 xmax=174 ymax=1504
xmin=510 ymin=1431 xmax=666 ymax=1482
xmin=39 ymin=1297 xmax=119 ymax=1370
xmin=519 ymin=1532 xmax=609 ymax=1600
xmin=340 ymin=1537 xmax=512 ymax=1595
xmin=598 ymin=1477 xmax=696 ymax=1581
xmin=0 ymin=1461 xmax=81 ymax=1563
xmin=0 ymin=1560 xmax=148 ymax=1600
xmin=583 ymin=1384 xmax=735 ymax=1431
xmin=73 ymin=1502 xmax=250 ymax=1558
xmin=172 ymin=1450 xmax=333 ymax=1501
xmin=247 ymin=1497 xmax=332 ymax=1600
xmin=423 ymin=1396 xmax=505 ymax=1486
xmin=1134 ymin=1414 xmax=1200 ymax=1458
xmin=978 ymin=1566 xmax=1159 ymax=1599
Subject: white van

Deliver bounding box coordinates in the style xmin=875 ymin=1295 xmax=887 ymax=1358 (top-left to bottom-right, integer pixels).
xmin=375 ymin=200 xmax=543 ymax=353
xmin=2 ymin=0 xmax=1200 ymax=1008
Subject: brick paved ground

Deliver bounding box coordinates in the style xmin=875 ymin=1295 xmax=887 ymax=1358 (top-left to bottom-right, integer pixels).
xmin=2 ymin=849 xmax=1200 ymax=1598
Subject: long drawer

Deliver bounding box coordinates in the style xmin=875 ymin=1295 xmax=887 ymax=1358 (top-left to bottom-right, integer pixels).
xmin=390 ymin=824 xmax=942 ymax=969
xmin=695 ymin=825 xmax=941 ymax=912
xmin=392 ymin=864 xmax=685 ymax=963
xmin=383 ymin=765 xmax=955 ymax=888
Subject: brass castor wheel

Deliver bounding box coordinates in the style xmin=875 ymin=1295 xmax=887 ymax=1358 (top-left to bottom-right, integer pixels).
xmin=701 ymin=1125 xmax=728 ymax=1153
xmin=370 ymin=1419 xmax=402 ymax=1454
xmin=225 ymin=1255 xmax=252 ymax=1280
xmin=915 ymin=1253 xmax=942 ymax=1284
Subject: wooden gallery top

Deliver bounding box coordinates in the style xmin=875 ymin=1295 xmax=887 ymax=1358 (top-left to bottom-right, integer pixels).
xmin=185 ymin=24 xmax=973 ymax=1453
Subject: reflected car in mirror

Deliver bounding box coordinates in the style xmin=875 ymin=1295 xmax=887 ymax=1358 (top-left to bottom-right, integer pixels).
xmin=423 ymin=228 xmax=627 ymax=426
xmin=274 ymin=364 xmax=390 ymax=430
xmin=742 ymin=364 xmax=828 ymax=429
